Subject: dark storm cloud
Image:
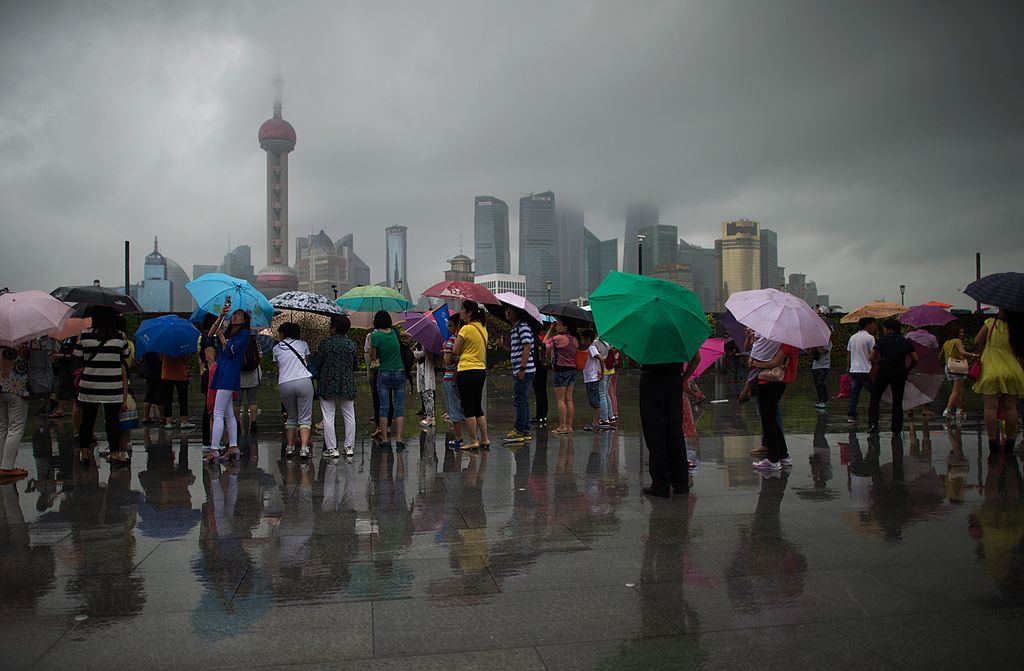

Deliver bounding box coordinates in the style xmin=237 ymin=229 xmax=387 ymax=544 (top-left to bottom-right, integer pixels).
xmin=1 ymin=0 xmax=1021 ymax=307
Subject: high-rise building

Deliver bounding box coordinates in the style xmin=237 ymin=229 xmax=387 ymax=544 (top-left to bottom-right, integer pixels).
xmin=787 ymin=273 xmax=807 ymax=302
xmin=473 ymin=197 xmax=509 ymax=276
xmin=805 ymin=280 xmax=819 ymax=308
xmin=255 ymin=75 xmax=299 ymax=298
xmin=135 ymin=237 xmax=191 ymax=312
xmin=719 ymin=219 xmax=761 ymax=303
xmin=583 ymin=228 xmax=618 ymax=296
xmin=760 ymin=228 xmax=781 ymax=290
xmin=679 ymin=239 xmax=718 ymax=312
xmin=445 ymin=255 xmax=475 ymax=283
xmin=623 ymin=204 xmax=657 ymax=274
xmin=519 ymin=191 xmax=558 ymax=307
xmin=192 ymin=264 xmax=218 ymax=281
xmin=817 ymin=293 xmax=830 ymax=309
xmin=385 ymin=225 xmax=412 ymax=300
xmin=558 ymin=207 xmax=585 ymax=302
xmin=652 ymin=263 xmax=694 ymax=291
xmin=221 ymin=245 xmax=255 ymax=285
xmin=295 ymin=230 xmax=346 ymax=297
xmin=638 ymin=224 xmax=678 ymax=275
xmin=335 ymin=234 xmax=371 ymax=288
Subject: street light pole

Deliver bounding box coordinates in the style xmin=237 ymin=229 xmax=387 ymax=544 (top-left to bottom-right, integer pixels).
xmin=899 ymin=284 xmax=906 ymax=306
xmin=546 ymin=280 xmax=552 ymax=305
xmin=331 ymin=283 xmax=338 ymax=300
xmin=637 ymin=234 xmax=646 ymax=276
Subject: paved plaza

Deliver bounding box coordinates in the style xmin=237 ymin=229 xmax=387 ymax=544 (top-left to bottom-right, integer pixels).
xmin=1 ymin=373 xmax=1022 ymax=669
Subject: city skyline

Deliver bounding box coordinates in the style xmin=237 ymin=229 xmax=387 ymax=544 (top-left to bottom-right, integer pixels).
xmin=2 ymin=3 xmax=1018 ymax=310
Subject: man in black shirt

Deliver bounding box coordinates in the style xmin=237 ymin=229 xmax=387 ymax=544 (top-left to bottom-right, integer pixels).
xmin=867 ymin=319 xmax=919 ymax=434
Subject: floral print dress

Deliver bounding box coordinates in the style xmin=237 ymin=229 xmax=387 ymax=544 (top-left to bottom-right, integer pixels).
xmin=313 ymin=335 xmax=357 ymax=400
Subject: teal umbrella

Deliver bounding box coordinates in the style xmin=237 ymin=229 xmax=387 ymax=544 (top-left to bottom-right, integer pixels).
xmin=336 ymin=285 xmax=412 ymax=313
xmin=589 ymin=272 xmax=710 ymax=364
xmin=185 ymin=272 xmax=275 ymax=328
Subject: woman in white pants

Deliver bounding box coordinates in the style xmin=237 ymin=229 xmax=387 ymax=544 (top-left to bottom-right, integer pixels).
xmin=313 ymin=315 xmax=358 ymax=458
xmin=205 ymin=307 xmax=251 ymax=463
xmin=0 ymin=344 xmax=31 ymax=480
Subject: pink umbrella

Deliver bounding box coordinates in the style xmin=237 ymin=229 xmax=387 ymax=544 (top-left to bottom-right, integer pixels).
xmin=405 ymin=314 xmax=444 ymax=355
xmin=884 ymin=335 xmax=943 ymax=408
xmin=487 ymin=292 xmax=544 ymax=327
xmin=691 ymin=338 xmax=726 ymax=378
xmin=899 ymin=305 xmax=955 ymax=328
xmin=52 ymin=317 xmax=92 ymax=341
xmin=422 ymin=280 xmax=500 ymax=305
xmin=725 ymin=289 xmax=831 ymax=349
xmin=0 ymin=290 xmax=74 ymax=346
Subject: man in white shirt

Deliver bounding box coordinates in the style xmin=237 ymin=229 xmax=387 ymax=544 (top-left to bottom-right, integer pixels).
xmin=846 ymin=317 xmax=877 ymax=423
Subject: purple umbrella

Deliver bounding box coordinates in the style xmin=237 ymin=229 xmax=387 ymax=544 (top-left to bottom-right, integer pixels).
xmin=405 ymin=314 xmax=444 ymax=354
xmin=721 ymin=310 xmax=750 ymax=352
xmin=899 ymin=304 xmax=955 ymax=328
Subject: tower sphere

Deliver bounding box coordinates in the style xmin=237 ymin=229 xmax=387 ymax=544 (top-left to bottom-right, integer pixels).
xmin=258 ymin=117 xmax=296 ymax=152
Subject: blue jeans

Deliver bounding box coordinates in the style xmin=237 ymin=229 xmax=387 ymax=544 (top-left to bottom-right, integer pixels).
xmin=378 ymin=370 xmax=406 ymax=418
xmin=443 ymin=379 xmax=464 ymax=422
xmin=513 ymin=372 xmax=534 ymax=433
xmin=847 ymin=372 xmax=873 ymax=418
xmin=599 ymin=376 xmax=611 ymax=422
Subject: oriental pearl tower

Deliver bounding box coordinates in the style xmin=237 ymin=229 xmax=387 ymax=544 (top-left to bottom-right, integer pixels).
xmin=254 ymin=75 xmax=300 ymax=297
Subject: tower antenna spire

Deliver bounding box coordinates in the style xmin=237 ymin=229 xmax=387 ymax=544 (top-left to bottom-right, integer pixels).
xmin=272 ymin=74 xmax=284 ymax=118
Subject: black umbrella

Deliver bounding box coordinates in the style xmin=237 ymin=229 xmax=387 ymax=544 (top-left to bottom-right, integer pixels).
xmin=964 ymin=272 xmax=1024 ymax=311
xmin=51 ymin=285 xmax=143 ymax=313
xmin=539 ymin=302 xmax=594 ymax=329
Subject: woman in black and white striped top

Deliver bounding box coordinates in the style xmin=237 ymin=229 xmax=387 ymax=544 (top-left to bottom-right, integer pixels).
xmin=73 ymin=307 xmax=131 ymax=464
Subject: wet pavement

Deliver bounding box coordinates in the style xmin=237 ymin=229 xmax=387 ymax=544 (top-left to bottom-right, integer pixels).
xmin=2 ymin=372 xmax=1022 ymax=669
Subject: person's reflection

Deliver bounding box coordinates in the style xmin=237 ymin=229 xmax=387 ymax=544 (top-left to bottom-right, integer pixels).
xmin=29 ymin=422 xmax=61 ymax=514
xmin=449 ymin=451 xmax=491 ymax=590
xmin=197 ymin=461 xmax=250 ymax=609
xmin=969 ymin=452 xmax=1024 ymax=596
xmin=908 ymin=413 xmax=933 ymax=462
xmin=138 ymin=436 xmax=199 ymax=542
xmin=945 ymin=425 xmax=969 ymax=505
xmin=0 ymin=480 xmax=56 ymax=609
xmin=553 ymin=436 xmax=582 ymax=529
xmin=799 ymin=413 xmax=834 ymax=502
xmin=726 ymin=471 xmax=807 ymax=611
xmin=62 ymin=461 xmax=146 ymax=619
xmin=871 ymin=435 xmax=915 ymax=542
xmin=304 ymin=458 xmax=357 ymax=598
xmin=847 ymin=430 xmax=879 ymax=519
xmin=368 ymin=446 xmax=413 ymax=578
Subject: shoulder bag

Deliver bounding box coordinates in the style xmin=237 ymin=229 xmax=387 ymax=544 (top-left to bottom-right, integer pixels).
xmin=757 ymin=353 xmax=789 ymax=382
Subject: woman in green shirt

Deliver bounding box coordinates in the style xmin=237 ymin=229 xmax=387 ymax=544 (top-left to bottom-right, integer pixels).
xmin=369 ymin=310 xmax=406 ymax=449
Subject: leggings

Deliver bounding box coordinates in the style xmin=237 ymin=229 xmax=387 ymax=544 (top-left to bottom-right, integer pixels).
xmin=456 ymin=369 xmax=487 ymax=418
xmin=210 ymin=389 xmax=238 ymax=449
xmin=422 ymin=389 xmax=435 ymax=417
xmin=162 ymin=379 xmax=189 ymax=418
xmin=79 ymin=401 xmax=120 ymax=451
xmin=320 ymin=398 xmax=355 ymax=450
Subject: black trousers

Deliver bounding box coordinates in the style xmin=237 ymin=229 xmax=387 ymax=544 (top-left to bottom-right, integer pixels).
xmin=162 ymin=379 xmax=189 ymax=418
xmin=869 ymin=365 xmax=907 ymax=432
xmin=756 ymin=381 xmax=789 ymax=463
xmin=812 ymin=368 xmax=829 ymax=403
xmin=78 ymin=401 xmax=120 ymax=451
xmin=532 ymin=362 xmax=548 ymax=420
xmin=639 ymin=368 xmax=686 ymax=490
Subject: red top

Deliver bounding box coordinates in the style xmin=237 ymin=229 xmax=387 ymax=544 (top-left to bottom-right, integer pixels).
xmin=758 ymin=344 xmax=800 ymax=385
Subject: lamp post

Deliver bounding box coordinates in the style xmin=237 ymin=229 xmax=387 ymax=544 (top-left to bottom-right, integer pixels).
xmin=637 ymin=233 xmax=646 ymax=276
xmin=396 ymin=279 xmax=404 ymax=296
xmin=546 ymin=280 xmax=552 ymax=305
xmin=330 ymin=284 xmax=338 ymax=300
xmin=899 ymin=284 xmax=906 ymax=306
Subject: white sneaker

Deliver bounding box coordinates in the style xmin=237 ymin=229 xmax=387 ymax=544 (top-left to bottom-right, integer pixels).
xmin=164 ymin=421 xmax=174 ymax=429
xmin=942 ymin=409 xmax=953 ymax=420
xmin=344 ymin=446 xmax=354 ymax=457
xmin=780 ymin=456 xmax=794 ymax=467
xmin=180 ymin=421 xmax=195 ymax=429
xmin=955 ymin=410 xmax=966 ymax=423
xmin=299 ymin=446 xmax=311 ymax=460
xmin=324 ymin=448 xmax=340 ymax=458
xmin=285 ymin=445 xmax=295 ymax=458
xmin=752 ymin=458 xmax=782 ymax=471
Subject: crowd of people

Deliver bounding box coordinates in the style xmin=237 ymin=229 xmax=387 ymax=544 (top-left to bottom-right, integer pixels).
xmin=2 ymin=300 xmax=1022 ymax=506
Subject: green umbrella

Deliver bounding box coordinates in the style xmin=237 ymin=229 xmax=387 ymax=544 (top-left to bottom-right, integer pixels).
xmin=589 ymin=272 xmax=710 ymax=364
xmin=336 ymin=285 xmax=412 ymax=313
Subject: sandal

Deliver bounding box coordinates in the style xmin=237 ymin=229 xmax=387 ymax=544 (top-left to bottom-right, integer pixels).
xmin=47 ymin=411 xmax=66 ymax=419
xmin=79 ymin=449 xmax=93 ymax=465
xmin=223 ymin=447 xmax=241 ymax=460
xmin=460 ymin=441 xmax=480 ymax=451
xmin=107 ymin=451 xmax=131 ymax=465
xmin=204 ymin=449 xmax=221 ymax=463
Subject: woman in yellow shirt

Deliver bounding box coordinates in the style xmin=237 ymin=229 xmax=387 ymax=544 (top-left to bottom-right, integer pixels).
xmin=454 ymin=300 xmax=490 ymax=450
xmin=941 ymin=326 xmax=977 ymax=422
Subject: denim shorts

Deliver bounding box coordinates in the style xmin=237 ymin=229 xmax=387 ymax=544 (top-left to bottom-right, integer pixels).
xmin=585 ymin=380 xmax=601 ymax=408
xmin=553 ymin=370 xmax=576 ymax=388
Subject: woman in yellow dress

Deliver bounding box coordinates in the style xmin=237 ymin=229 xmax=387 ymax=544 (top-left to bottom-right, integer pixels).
xmin=973 ymin=309 xmax=1024 ymax=454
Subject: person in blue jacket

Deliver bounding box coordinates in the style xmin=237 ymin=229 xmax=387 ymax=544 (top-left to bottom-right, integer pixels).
xmin=205 ymin=306 xmax=251 ymax=462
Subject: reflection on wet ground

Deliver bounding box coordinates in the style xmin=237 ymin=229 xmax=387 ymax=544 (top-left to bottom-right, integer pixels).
xmin=2 ymin=372 xmax=1022 ymax=669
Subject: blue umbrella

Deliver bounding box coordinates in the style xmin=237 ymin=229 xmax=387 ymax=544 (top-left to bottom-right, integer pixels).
xmin=185 ymin=272 xmax=275 ymax=328
xmin=134 ymin=315 xmax=201 ymax=357
xmin=964 ymin=272 xmax=1024 ymax=311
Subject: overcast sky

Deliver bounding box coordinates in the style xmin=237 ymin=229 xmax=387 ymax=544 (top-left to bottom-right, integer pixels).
xmin=1 ymin=0 xmax=1020 ymax=308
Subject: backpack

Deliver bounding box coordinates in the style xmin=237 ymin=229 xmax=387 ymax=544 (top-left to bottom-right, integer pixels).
xmin=399 ymin=335 xmax=415 ymax=383
xmin=241 ymin=336 xmax=261 ymax=371
xmin=26 ymin=343 xmax=55 ymax=399
xmin=605 ymin=346 xmax=620 ymax=371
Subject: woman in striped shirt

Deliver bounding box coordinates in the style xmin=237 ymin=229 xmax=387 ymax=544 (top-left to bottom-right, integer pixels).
xmin=74 ymin=307 xmax=131 ymax=465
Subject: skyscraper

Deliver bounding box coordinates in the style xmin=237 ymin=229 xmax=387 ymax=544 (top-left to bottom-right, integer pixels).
xmin=295 ymin=230 xmax=346 ymax=297
xmin=760 ymin=228 xmax=781 ymax=290
xmin=519 ymin=191 xmax=559 ymax=306
xmin=335 ymin=234 xmax=371 ymax=288
xmin=136 ymin=237 xmax=191 ymax=312
xmin=473 ymin=196 xmax=509 ymax=276
xmin=583 ymin=228 xmax=618 ymax=296
xmin=679 ymin=239 xmax=718 ymax=312
xmin=623 ymin=204 xmax=658 ymax=274
xmin=385 ymin=225 xmax=412 ymax=300
xmin=557 ymin=207 xmax=585 ymax=302
xmin=221 ymin=245 xmax=255 ymax=285
xmin=637 ymin=224 xmax=679 ymax=275
xmin=255 ymin=75 xmax=299 ymax=298
xmin=718 ymin=219 xmax=761 ymax=302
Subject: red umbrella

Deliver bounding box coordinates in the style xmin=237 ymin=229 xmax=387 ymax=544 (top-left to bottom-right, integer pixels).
xmin=422 ymin=280 xmax=500 ymax=305
xmin=924 ymin=300 xmax=954 ymax=308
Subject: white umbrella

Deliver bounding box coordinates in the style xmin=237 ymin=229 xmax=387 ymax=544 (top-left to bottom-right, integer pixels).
xmin=0 ymin=291 xmax=74 ymax=346
xmin=724 ymin=289 xmax=831 ymax=349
